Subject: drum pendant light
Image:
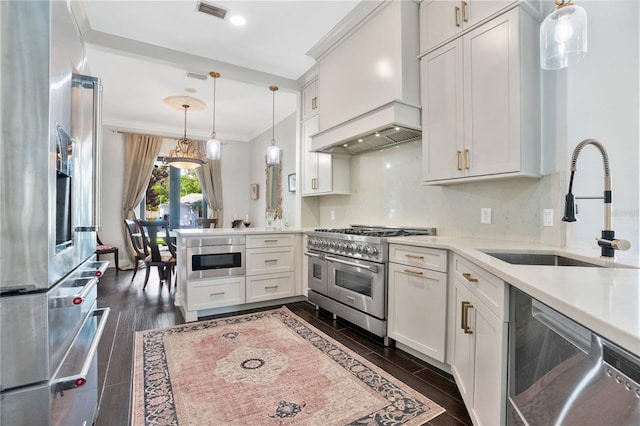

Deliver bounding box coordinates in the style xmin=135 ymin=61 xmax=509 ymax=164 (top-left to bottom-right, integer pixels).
xmin=540 ymin=0 xmax=587 ymax=70
xmin=206 ymin=71 xmax=222 ymax=160
xmin=265 ymin=85 xmax=281 ymax=165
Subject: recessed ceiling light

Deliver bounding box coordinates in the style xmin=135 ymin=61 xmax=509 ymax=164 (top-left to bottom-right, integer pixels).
xmin=230 ymin=15 xmax=246 ymax=26
xmin=375 ymin=132 xmax=380 ymax=137
xmin=358 ymin=139 xmax=363 ymax=143
xmin=343 ymin=144 xmax=348 ymax=147
xmin=394 ymin=126 xmax=400 ymax=131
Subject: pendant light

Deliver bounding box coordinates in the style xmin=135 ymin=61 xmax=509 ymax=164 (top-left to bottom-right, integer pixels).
xmin=165 ymin=103 xmax=205 ymax=169
xmin=265 ymin=85 xmax=281 ymax=165
xmin=206 ymin=71 xmax=222 ymax=160
xmin=540 ymin=0 xmax=587 ymax=70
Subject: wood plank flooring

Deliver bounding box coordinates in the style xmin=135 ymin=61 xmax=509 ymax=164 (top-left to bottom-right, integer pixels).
xmin=95 ymin=267 xmax=472 ymax=425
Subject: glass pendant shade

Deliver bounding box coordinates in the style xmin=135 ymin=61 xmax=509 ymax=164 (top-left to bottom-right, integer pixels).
xmin=206 ymin=137 xmax=221 ymax=160
xmin=265 ymin=142 xmax=281 ymax=165
xmin=206 ymin=72 xmax=222 ymax=159
xmin=265 ymin=85 xmax=281 ymax=165
xmin=540 ymin=2 xmax=587 ymax=70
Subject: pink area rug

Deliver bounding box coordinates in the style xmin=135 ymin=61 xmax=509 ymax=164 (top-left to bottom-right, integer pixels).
xmin=132 ymin=306 xmax=445 ymax=425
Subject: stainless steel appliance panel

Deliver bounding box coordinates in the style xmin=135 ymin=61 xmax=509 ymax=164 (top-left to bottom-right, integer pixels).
xmin=326 ymin=254 xmax=386 ymax=320
xmin=0 ymin=1 xmax=100 ymax=293
xmin=0 ymin=293 xmax=49 ymax=389
xmin=305 ymin=251 xmax=328 ymax=295
xmin=0 ymin=383 xmax=50 ymax=426
xmin=186 ymin=237 xmax=246 ymax=280
xmin=508 ymin=287 xmax=640 ymax=425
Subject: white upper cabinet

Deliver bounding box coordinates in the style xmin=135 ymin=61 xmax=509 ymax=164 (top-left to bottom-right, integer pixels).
xmin=301 ymin=79 xmax=319 ymax=121
xmin=421 ymin=6 xmax=541 ymax=184
xmin=419 ymin=0 xmax=516 ymax=54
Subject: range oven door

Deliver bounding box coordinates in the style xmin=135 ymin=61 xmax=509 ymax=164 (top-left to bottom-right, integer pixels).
xmin=305 ymin=251 xmax=327 ymax=295
xmin=187 ymin=242 xmax=245 ymax=280
xmin=326 ymin=254 xmax=386 ymax=320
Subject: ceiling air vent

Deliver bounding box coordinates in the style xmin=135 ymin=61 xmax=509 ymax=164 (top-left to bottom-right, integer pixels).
xmin=186 ymin=72 xmax=207 ymax=81
xmin=196 ymin=2 xmax=228 ymax=19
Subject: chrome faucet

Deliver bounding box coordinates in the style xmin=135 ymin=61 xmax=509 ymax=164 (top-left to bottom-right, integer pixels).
xmin=562 ymin=139 xmax=631 ymax=258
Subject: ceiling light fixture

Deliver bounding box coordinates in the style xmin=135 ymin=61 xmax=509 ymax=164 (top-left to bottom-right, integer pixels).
xmin=206 ymin=71 xmax=222 ymax=160
xmin=540 ymin=0 xmax=587 ymax=70
xmin=265 ymin=86 xmax=281 ymax=165
xmin=230 ymin=15 xmax=246 ymax=26
xmin=165 ymin=103 xmax=205 ymax=169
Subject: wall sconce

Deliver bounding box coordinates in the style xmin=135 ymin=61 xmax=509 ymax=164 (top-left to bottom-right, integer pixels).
xmin=206 ymin=71 xmax=222 ymax=160
xmin=265 ymin=85 xmax=281 ymax=165
xmin=540 ymin=0 xmax=587 ymax=70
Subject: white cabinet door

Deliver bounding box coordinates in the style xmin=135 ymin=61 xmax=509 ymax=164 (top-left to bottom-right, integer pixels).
xmin=421 ymin=39 xmax=464 ymax=181
xmin=463 ymin=8 xmax=520 ymax=177
xmin=452 ymin=281 xmax=475 ymax=405
xmin=315 ymin=152 xmax=333 ymax=193
xmin=464 ymin=1 xmax=514 ymax=29
xmin=302 ymin=116 xmax=320 ymax=195
xmin=472 ymin=300 xmax=508 ymax=426
xmin=421 ymin=0 xmax=462 ymax=54
xmin=301 ymin=79 xmax=318 ymax=120
xmin=388 ymin=262 xmax=447 ymax=362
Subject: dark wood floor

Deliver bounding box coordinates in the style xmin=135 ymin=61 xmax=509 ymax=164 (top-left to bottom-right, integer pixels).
xmin=95 ymin=267 xmax=472 ymax=426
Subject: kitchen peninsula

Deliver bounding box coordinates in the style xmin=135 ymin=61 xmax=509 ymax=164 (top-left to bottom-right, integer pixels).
xmin=173 ymin=228 xmax=307 ymax=322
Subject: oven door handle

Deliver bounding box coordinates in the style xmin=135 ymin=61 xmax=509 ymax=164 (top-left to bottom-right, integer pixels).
xmin=304 ymin=251 xmax=323 ymax=259
xmin=325 ymin=255 xmax=378 ymax=273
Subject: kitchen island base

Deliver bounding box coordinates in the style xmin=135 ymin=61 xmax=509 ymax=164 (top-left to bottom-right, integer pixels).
xmin=179 ymin=295 xmax=307 ymax=322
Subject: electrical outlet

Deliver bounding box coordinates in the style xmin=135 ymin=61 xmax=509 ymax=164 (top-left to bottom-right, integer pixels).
xmin=480 ymin=208 xmax=492 ymax=224
xmin=543 ymin=209 xmax=554 ymax=227
xmin=330 ymin=210 xmax=335 ymax=220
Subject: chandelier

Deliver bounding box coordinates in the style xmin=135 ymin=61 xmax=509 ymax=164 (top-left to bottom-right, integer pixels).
xmin=163 ymin=97 xmax=206 ymax=169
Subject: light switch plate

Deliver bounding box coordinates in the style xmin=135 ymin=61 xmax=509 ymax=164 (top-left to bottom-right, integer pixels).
xmin=480 ymin=208 xmax=492 ymax=224
xmin=330 ymin=210 xmax=335 ymax=220
xmin=543 ymin=209 xmax=554 ymax=227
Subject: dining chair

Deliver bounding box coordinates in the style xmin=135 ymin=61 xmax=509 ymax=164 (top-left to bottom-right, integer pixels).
xmin=96 ymin=234 xmax=119 ymax=271
xmin=136 ymin=219 xmax=177 ymax=290
xmin=195 ymin=218 xmax=218 ymax=228
xmin=124 ymin=219 xmax=146 ymax=282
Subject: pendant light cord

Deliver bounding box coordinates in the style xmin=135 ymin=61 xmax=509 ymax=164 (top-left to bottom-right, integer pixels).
xmin=182 ymin=104 xmax=189 ymax=139
xmin=271 ymin=89 xmax=275 ymax=143
xmin=212 ymin=77 xmax=216 ymax=134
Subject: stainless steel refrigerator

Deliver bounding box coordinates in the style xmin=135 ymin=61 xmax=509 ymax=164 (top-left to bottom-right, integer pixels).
xmin=1 ymin=2 xmax=110 ymax=424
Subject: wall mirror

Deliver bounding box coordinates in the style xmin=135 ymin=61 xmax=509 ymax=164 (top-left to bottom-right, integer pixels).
xmin=265 ymin=163 xmax=282 ymax=219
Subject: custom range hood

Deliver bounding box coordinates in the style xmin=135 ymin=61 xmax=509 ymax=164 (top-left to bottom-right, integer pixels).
xmin=310 ymin=100 xmax=421 ymax=155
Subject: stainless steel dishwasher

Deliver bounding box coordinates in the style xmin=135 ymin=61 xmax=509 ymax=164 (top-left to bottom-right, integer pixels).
xmin=508 ymin=287 xmax=639 ymax=425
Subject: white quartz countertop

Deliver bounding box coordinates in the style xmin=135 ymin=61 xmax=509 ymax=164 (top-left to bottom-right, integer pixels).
xmin=387 ymin=236 xmax=640 ymax=356
xmin=174 ymin=227 xmax=309 ymax=236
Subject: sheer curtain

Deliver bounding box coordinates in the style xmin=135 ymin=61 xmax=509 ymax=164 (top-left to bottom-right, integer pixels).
xmin=195 ymin=140 xmax=224 ymax=227
xmin=121 ymin=133 xmax=163 ymax=263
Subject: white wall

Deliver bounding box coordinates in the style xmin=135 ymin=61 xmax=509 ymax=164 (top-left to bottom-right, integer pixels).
xmin=99 ymin=127 xmax=251 ymax=268
xmin=248 ymin=113 xmax=298 ymax=228
xmin=308 ymin=0 xmax=640 ymax=257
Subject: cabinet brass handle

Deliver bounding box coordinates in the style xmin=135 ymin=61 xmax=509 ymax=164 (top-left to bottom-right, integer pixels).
xmin=462 ymin=301 xmax=474 ymax=334
xmin=311 ymin=178 xmax=318 ymax=190
xmin=462 ymin=1 xmax=468 ymax=22
xmin=264 ymin=285 xmax=279 ymax=289
xmin=464 ymin=149 xmax=470 ymax=169
xmin=455 ymin=6 xmax=461 ymax=27
xmin=264 ymin=239 xmax=278 ymax=243
xmin=264 ymin=259 xmax=278 ymax=263
xmin=462 ymin=272 xmax=478 ymax=283
xmin=210 ymin=291 xmax=225 ymax=296
xmin=456 ymin=150 xmax=462 ymax=170
xmin=403 ymin=269 xmax=424 ymax=276
xmin=404 ymin=254 xmax=425 ymax=260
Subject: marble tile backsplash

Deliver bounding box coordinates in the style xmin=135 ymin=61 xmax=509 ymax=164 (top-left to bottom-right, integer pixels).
xmin=310 ymin=141 xmax=565 ymax=246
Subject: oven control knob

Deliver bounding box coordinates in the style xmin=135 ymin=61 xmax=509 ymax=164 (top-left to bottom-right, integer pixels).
xmin=346 ymin=243 xmax=354 ymax=251
xmin=320 ymin=240 xmax=328 ymax=247
xmin=369 ymin=247 xmax=378 ymax=255
xmin=355 ymin=245 xmax=364 ymax=253
xmin=364 ymin=246 xmax=373 ymax=255
xmin=329 ymin=241 xmax=336 ymax=249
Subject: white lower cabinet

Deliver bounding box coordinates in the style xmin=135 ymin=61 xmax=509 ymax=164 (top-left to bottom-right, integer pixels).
xmin=388 ymin=245 xmax=448 ymax=362
xmin=450 ymin=254 xmax=509 ymax=426
xmin=186 ymin=276 xmax=246 ymax=311
xmin=246 ymin=272 xmax=294 ymax=303
xmin=246 ymin=233 xmax=295 ymax=303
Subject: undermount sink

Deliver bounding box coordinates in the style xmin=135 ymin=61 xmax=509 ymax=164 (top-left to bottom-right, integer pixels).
xmin=482 ymin=252 xmax=600 ymax=267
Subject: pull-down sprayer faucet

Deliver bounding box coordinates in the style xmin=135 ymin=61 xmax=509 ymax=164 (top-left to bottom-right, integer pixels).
xmin=562 ymin=139 xmax=630 ymax=258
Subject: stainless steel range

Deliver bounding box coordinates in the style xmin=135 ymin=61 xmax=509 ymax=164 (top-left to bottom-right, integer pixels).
xmin=305 ymin=225 xmax=436 ymax=343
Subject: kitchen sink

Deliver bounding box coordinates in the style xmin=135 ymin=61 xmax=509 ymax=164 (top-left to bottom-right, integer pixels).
xmin=482 ymin=252 xmax=600 ymax=267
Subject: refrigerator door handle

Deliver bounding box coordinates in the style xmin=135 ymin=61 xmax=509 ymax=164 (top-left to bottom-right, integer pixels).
xmin=52 ymin=308 xmax=110 ymax=394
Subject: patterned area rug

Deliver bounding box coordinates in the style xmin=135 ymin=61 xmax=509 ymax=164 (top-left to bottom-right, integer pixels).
xmin=132 ymin=306 xmax=445 ymax=425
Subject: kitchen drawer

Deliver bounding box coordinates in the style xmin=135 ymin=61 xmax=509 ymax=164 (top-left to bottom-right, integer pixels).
xmin=453 ymin=254 xmax=508 ymax=319
xmin=389 ymin=244 xmax=447 ymax=273
xmin=246 ymin=234 xmax=294 ymax=248
xmin=246 ymin=247 xmax=294 ymax=275
xmin=246 ymin=272 xmax=294 ymax=303
xmin=186 ymin=277 xmax=245 ymax=310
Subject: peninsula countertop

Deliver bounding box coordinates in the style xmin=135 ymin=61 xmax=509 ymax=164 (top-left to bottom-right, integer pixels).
xmin=387 ymin=236 xmax=640 ymax=356
xmin=174 ymin=227 xmax=310 ymax=236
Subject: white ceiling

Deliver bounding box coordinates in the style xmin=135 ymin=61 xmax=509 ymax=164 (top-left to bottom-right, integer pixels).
xmin=77 ymin=0 xmax=362 ymax=142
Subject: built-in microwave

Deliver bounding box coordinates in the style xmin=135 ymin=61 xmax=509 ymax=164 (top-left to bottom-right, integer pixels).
xmin=186 ymin=236 xmax=245 ymax=280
